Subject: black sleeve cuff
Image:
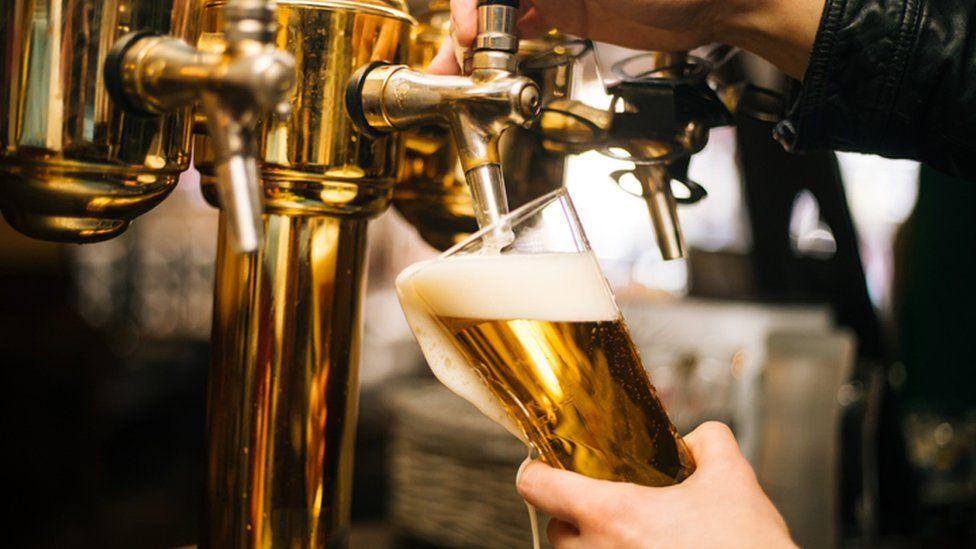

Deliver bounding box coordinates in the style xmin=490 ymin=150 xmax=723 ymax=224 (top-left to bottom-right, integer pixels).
xmin=775 ymin=0 xmax=924 ymax=156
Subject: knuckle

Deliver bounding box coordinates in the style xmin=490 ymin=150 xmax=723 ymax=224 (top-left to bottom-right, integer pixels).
xmin=699 ymin=420 xmax=735 ymax=441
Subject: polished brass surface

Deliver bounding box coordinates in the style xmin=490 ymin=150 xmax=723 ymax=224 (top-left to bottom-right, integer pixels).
xmin=207 ymin=212 xmax=369 ymax=548
xmin=349 ymin=2 xmax=540 ymax=230
xmin=197 ymin=0 xmax=413 ymax=219
xmin=201 ymin=1 xmax=412 ymax=546
xmin=110 ymin=0 xmax=296 ymax=252
xmin=0 ymin=0 xmax=198 ymax=242
xmin=390 ymin=4 xmax=470 ymax=249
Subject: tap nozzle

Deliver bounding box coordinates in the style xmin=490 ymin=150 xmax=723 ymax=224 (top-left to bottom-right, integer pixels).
xmin=346 ymin=0 xmax=539 ymax=231
xmin=103 ymin=0 xmax=296 ymax=253
xmin=634 ymin=164 xmax=686 ymax=260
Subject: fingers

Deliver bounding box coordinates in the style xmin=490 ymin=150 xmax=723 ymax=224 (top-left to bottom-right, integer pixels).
xmin=684 ymin=421 xmax=739 ymax=462
xmin=428 ymin=38 xmax=461 ymax=75
xmin=683 ymin=421 xmax=756 ymax=482
xmin=449 ymin=0 xmax=479 ymax=46
xmin=517 ymin=461 xmax=592 ymax=522
xmin=547 ymin=517 xmax=580 ymax=547
xmin=517 ymin=461 xmax=635 ymax=525
xmin=428 ymin=0 xmax=549 ymax=74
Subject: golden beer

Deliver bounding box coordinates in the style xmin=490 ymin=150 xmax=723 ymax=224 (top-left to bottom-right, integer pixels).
xmin=398 ymin=250 xmax=696 ymax=486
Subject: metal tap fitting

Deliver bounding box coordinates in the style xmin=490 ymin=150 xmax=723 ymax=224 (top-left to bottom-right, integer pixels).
xmin=104 ymin=0 xmax=296 ymax=253
xmin=346 ymin=0 xmax=540 ymax=230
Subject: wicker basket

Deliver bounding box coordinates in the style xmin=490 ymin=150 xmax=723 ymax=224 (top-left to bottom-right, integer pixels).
xmin=386 ymin=381 xmax=551 ymax=548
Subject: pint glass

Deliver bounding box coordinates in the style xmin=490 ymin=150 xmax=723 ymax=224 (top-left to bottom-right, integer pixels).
xmin=397 ymin=189 xmax=695 ymax=486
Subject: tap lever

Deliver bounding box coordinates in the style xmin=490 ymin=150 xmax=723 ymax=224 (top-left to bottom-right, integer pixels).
xmin=346 ymin=0 xmax=539 ymax=231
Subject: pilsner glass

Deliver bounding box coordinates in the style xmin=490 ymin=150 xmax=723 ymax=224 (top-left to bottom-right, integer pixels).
xmin=397 ymin=189 xmax=695 ymax=486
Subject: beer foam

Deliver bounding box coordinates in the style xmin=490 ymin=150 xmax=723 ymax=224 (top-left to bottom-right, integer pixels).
xmin=396 ymin=252 xmax=619 ymax=440
xmin=399 ymin=252 xmax=619 ymax=322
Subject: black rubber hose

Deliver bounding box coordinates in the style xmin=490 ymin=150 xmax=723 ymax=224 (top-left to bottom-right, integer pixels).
xmin=477 ymin=0 xmax=520 ymax=8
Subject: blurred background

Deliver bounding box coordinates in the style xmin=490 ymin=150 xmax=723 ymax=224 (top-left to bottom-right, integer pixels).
xmin=5 ymin=130 xmax=975 ymax=547
xmin=3 ymin=2 xmax=975 ymax=546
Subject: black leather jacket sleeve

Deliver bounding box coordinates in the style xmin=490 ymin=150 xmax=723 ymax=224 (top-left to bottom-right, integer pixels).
xmin=775 ymin=0 xmax=976 ymax=179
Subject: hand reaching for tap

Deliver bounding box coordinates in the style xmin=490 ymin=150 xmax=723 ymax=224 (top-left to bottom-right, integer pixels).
xmin=517 ymin=422 xmax=797 ymax=548
xmin=428 ymin=0 xmax=826 ymax=80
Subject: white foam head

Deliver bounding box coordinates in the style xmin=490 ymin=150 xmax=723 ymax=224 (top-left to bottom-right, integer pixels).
xmin=397 ymin=252 xmax=619 ymax=439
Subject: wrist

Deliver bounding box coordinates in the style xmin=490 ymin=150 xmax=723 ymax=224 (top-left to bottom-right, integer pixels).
xmin=718 ymin=0 xmax=826 ymax=80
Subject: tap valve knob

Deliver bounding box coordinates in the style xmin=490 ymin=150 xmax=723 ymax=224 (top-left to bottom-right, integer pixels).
xmin=476 ymin=0 xmax=520 ymax=53
xmin=471 ymin=0 xmax=521 ymax=71
xmin=102 ymin=1 xmax=296 ymax=253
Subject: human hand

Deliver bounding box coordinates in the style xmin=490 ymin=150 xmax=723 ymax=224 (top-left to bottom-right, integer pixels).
xmin=428 ymin=0 xmax=824 ymax=80
xmin=517 ymin=422 xmax=796 ymax=548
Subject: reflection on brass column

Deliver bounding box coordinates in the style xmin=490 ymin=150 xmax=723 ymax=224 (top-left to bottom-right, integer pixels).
xmin=195 ymin=0 xmax=412 ymax=215
xmin=390 ymin=3 xmax=475 ymax=250
xmin=389 ymin=2 xmax=580 ymax=250
xmin=0 ymin=0 xmax=198 ymax=242
xmin=200 ymin=1 xmax=413 ymax=546
xmin=207 ymin=213 xmax=369 ymax=548
xmin=502 ymin=34 xmax=584 ymax=212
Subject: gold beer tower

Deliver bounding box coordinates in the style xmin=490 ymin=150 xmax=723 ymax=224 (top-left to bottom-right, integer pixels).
xmin=0 ymin=0 xmax=541 ymax=544
xmin=1 ymin=0 xmax=413 ymax=545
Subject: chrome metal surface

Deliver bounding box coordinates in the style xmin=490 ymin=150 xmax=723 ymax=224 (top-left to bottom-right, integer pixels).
xmin=0 ymin=0 xmax=198 ymax=242
xmin=534 ymin=48 xmax=732 ymax=261
xmin=110 ymin=0 xmax=296 ymax=252
xmin=197 ymin=0 xmax=413 ymax=218
xmin=465 ymin=162 xmax=509 ymax=228
xmin=392 ymin=18 xmax=581 ymax=249
xmin=348 ymin=1 xmax=539 ymax=232
xmin=635 ymin=163 xmax=685 ymax=260
xmin=475 ymin=4 xmax=518 ymax=54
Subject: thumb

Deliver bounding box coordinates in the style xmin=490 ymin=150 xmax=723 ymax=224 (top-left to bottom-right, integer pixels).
xmin=427 ymin=38 xmax=462 ymax=75
xmin=682 ymin=421 xmax=754 ymax=483
xmin=517 ymin=461 xmax=636 ymax=527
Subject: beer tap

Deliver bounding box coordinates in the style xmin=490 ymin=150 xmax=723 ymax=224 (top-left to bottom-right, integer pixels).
xmin=537 ymin=46 xmax=731 ymax=260
xmin=346 ymin=0 xmax=541 ymax=229
xmin=103 ymin=0 xmax=295 ymax=252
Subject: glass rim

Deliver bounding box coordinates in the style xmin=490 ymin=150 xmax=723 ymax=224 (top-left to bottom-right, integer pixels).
xmin=438 ymin=187 xmax=579 ymax=258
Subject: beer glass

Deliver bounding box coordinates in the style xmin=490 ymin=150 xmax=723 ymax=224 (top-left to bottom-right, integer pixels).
xmin=397 ymin=189 xmax=696 ymax=486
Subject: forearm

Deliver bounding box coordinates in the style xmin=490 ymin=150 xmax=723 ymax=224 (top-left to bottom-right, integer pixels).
xmin=723 ymin=0 xmax=826 ymax=80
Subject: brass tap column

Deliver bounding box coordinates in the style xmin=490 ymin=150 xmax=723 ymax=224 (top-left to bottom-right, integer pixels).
xmin=197 ymin=1 xmax=413 ymax=546
xmin=347 ymin=0 xmax=540 ymax=230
